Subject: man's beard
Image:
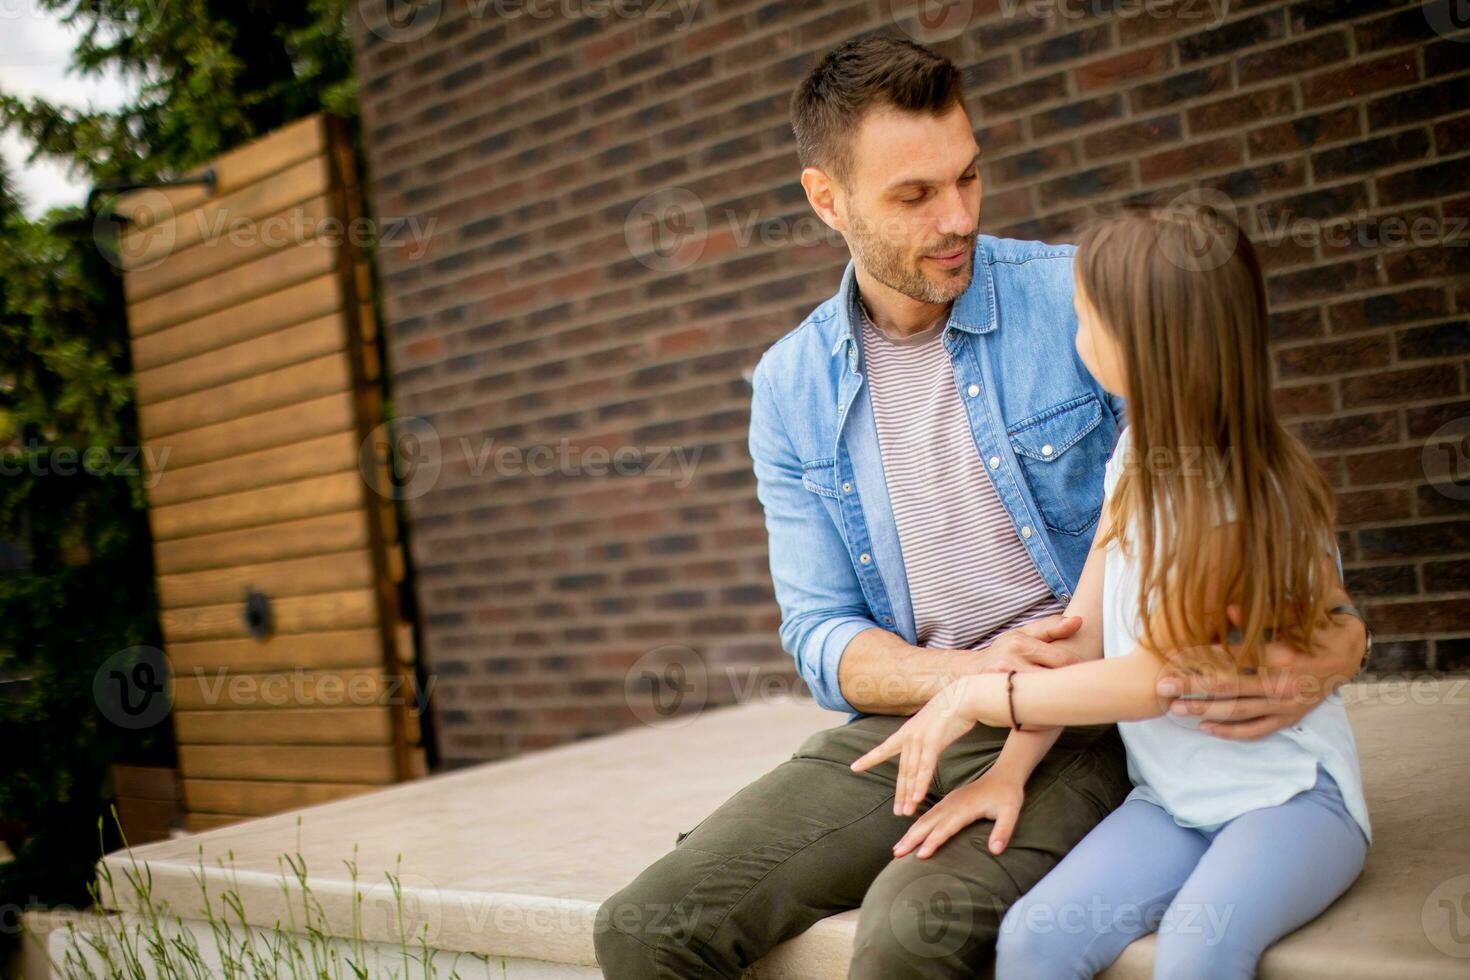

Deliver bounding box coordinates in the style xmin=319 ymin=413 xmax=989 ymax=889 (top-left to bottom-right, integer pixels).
xmin=848 ymin=213 xmax=975 ymax=305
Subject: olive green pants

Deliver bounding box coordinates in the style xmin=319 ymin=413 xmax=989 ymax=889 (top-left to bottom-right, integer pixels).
xmin=593 ymin=713 xmax=1130 ymax=979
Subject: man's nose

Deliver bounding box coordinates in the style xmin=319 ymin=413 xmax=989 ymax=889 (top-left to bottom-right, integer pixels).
xmin=936 ymin=185 xmax=978 ymax=240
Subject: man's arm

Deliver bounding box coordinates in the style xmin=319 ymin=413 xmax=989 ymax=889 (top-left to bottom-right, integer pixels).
xmin=1157 ymin=549 xmax=1367 ymax=740
xmin=748 ymin=358 xmax=877 ymax=713
xmin=1159 ymin=606 xmax=1366 ymax=739
xmin=837 ymin=621 xmax=1082 ymax=716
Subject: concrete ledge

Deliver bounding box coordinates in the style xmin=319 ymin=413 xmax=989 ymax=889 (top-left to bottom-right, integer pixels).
xmin=14 ymin=909 xmax=108 ymax=980
xmin=83 ymin=680 xmax=1470 ymax=978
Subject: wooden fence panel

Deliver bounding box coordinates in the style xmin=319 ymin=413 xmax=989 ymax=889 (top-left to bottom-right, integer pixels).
xmin=116 ymin=114 xmax=423 ymax=830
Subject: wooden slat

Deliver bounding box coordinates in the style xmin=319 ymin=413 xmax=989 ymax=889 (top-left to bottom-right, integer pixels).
xmin=111 ymin=765 xmax=180 ymax=801
xmin=135 ymin=311 xmax=347 ymax=407
xmin=124 ymin=166 xmax=333 ymax=299
xmin=129 ymin=237 xmax=338 ymax=337
xmin=145 ymin=392 xmax=355 ymax=473
xmin=139 ymin=352 xmax=350 ymax=439
xmin=186 ymin=813 xmax=245 ymax=831
xmin=182 ymin=778 xmax=377 ymax=816
xmin=178 ymin=744 xmax=397 ymax=783
xmin=158 ymin=548 xmax=375 ymax=610
xmin=152 ymin=509 xmax=368 ymax=575
xmin=166 ymin=628 xmax=384 ymax=672
xmin=115 ymin=116 xmax=326 ymax=237
xmin=147 ymin=430 xmax=359 ymax=508
xmin=114 ymin=798 xmax=179 ymax=831
xmin=394 ymin=621 xmax=416 ymax=667
xmin=149 ymin=470 xmax=363 ymax=542
xmin=171 ymin=667 xmax=388 ymax=711
xmin=131 ymin=274 xmax=344 ymax=372
xmin=174 ymin=707 xmax=392 ymax=745
xmin=161 ymin=588 xmax=377 ymax=643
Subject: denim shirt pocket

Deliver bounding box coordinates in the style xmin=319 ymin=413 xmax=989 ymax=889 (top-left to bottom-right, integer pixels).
xmin=1007 ymin=394 xmax=1108 ymax=536
xmin=801 ymin=457 xmax=840 ymax=498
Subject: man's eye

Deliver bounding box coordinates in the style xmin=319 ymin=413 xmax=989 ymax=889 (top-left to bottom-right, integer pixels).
xmin=901 ymin=192 xmax=927 ymax=205
xmin=960 ymin=171 xmax=978 ymax=183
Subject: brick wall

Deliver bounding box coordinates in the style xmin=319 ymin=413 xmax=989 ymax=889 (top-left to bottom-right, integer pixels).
xmin=349 ymin=0 xmax=1469 ymax=766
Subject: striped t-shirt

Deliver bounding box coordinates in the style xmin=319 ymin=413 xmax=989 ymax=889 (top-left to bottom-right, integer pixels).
xmin=859 ymin=300 xmax=1063 ymax=650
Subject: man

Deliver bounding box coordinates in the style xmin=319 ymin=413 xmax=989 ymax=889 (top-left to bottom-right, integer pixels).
xmin=594 ymin=34 xmax=1367 ymax=979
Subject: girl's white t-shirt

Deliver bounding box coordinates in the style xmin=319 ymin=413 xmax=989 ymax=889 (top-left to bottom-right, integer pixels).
xmin=1100 ymin=426 xmax=1372 ymax=842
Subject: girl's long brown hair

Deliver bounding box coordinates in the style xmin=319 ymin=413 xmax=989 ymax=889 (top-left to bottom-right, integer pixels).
xmin=1077 ymin=204 xmax=1338 ymax=669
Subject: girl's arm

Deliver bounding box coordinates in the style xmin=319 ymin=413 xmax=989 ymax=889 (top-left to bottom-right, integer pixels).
xmin=885 ymin=513 xmax=1113 ymax=815
xmin=960 ymin=647 xmax=1168 ymax=728
xmin=855 ymin=647 xmax=1168 ymax=809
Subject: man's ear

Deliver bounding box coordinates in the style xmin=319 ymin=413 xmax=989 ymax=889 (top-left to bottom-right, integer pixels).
xmin=801 ymin=166 xmax=846 ymax=233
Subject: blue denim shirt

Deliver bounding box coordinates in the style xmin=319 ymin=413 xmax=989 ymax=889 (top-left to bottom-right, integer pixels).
xmin=749 ymin=236 xmax=1126 ymax=715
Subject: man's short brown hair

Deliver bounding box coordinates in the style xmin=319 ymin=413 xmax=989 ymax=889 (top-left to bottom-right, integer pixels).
xmin=790 ymin=34 xmax=965 ymax=186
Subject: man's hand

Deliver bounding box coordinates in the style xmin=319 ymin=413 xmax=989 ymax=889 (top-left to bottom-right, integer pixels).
xmin=973 ymin=615 xmax=1087 ymax=674
xmin=1158 ymin=605 xmax=1367 ymax=741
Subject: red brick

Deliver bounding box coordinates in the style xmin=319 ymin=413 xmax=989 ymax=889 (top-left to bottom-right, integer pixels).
xmin=1301 ymin=54 xmax=1420 ymax=108
xmin=1138 ymin=136 xmax=1243 ymax=183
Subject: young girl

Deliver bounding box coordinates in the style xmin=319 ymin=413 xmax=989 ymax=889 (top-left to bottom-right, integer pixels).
xmin=851 ymin=205 xmax=1371 ymax=980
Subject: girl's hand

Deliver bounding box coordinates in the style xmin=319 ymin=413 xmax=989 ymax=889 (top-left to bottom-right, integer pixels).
xmin=892 ymin=769 xmax=1024 ymax=859
xmin=850 ymin=678 xmax=979 ymax=816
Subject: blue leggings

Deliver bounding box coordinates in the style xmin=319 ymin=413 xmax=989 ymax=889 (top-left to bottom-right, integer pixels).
xmin=994 ymin=767 xmax=1367 ymax=980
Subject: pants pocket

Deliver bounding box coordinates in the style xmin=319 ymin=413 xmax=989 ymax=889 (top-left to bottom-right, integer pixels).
xmin=674 ymin=814 xmax=710 ymax=847
xmin=1054 ymin=727 xmax=1130 ymax=818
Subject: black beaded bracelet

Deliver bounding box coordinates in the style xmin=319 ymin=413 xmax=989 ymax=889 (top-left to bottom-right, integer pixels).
xmin=1006 ymin=671 xmax=1021 ymax=730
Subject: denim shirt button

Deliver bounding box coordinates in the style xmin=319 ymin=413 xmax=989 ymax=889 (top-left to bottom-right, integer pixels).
xmin=1042 ymin=444 xmax=1054 ymax=456
xmin=842 ymin=481 xmax=853 ymax=493
xmin=859 ymin=552 xmax=872 ymax=564
xmin=883 ymin=616 xmax=893 ymax=625
xmin=1021 ymin=526 xmax=1033 ymax=539
xmin=988 ymin=456 xmax=1000 ymax=469
xmin=966 ymin=383 xmax=980 ymax=397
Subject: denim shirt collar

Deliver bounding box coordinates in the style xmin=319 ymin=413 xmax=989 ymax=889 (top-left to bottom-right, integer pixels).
xmin=828 ymin=243 xmax=999 ymax=361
